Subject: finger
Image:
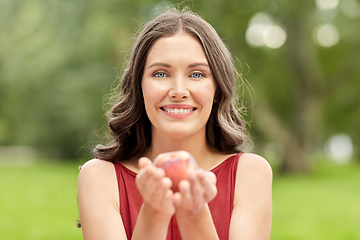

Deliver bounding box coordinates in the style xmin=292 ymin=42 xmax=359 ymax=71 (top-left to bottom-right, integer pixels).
xmin=136 ymin=165 xmax=164 ymax=197
xmin=138 ymin=157 xmax=153 ymax=169
xmin=178 ymin=180 xmax=192 ymax=209
xmin=162 ymin=176 xmax=173 ymax=190
xmin=136 ymin=162 xmax=153 ymax=189
xmin=136 ymin=157 xmax=153 ymax=185
xmin=163 ymin=189 xmax=175 ymax=214
xmin=146 ymin=168 xmax=166 ymax=195
xmin=160 ymin=181 xmax=175 ymax=213
xmin=188 ymin=170 xmax=204 ymax=210
xmin=151 ymin=176 xmax=172 ymax=205
xmin=199 ymin=171 xmax=218 ymax=202
xmin=207 ymin=171 xmax=217 ymax=185
xmin=173 ymin=191 xmax=182 ymax=208
xmin=197 ymin=169 xmax=216 ymax=184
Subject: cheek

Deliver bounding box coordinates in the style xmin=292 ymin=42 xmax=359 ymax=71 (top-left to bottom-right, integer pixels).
xmin=195 ymin=83 xmax=216 ymax=106
xmin=142 ymin=80 xmax=166 ymax=108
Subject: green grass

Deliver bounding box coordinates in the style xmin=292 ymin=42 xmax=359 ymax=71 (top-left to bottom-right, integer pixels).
xmin=0 ymin=160 xmax=83 ymax=240
xmin=271 ymin=163 xmax=360 ymax=240
xmin=0 ymin=160 xmax=359 ymax=239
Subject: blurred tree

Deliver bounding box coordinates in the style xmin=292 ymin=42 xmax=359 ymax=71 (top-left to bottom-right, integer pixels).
xmin=200 ymin=0 xmax=360 ymax=173
xmin=1 ymin=0 xmax=359 ymax=170
xmin=0 ymin=0 xmax=121 ymax=158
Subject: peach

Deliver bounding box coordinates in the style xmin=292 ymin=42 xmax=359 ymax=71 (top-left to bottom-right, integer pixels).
xmin=153 ymin=151 xmax=198 ymax=192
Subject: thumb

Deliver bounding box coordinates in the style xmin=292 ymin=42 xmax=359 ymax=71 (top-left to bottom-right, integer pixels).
xmin=138 ymin=157 xmax=152 ymax=169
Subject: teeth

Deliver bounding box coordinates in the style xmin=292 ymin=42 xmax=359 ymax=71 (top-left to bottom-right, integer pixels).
xmin=165 ymin=108 xmax=191 ymax=114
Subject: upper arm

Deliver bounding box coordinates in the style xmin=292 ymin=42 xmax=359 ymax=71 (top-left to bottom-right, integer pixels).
xmin=78 ymin=159 xmax=127 ymax=240
xmin=229 ymin=153 xmax=273 ymax=240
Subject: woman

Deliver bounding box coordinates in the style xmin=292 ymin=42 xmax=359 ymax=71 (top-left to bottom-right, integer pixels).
xmin=78 ymin=8 xmax=272 ymax=240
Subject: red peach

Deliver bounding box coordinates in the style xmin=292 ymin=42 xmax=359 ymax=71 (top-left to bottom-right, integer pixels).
xmin=153 ymin=151 xmax=198 ymax=192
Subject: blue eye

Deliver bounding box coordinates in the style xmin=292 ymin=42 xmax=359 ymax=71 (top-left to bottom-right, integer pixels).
xmin=154 ymin=72 xmax=167 ymax=78
xmin=191 ymin=72 xmax=204 ymax=78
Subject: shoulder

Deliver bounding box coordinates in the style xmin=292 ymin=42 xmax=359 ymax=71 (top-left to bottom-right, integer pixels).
xmin=230 ymin=156 xmax=272 ymax=238
xmin=80 ymin=158 xmax=115 ymax=172
xmin=78 ymin=159 xmax=118 ymax=197
xmin=79 ymin=158 xmax=116 ymax=182
xmin=78 ymin=159 xmax=127 ymax=239
xmin=78 ymin=158 xmax=120 ymax=212
xmin=235 ymin=153 xmax=273 ymax=194
xmin=237 ymin=153 xmax=273 ymax=179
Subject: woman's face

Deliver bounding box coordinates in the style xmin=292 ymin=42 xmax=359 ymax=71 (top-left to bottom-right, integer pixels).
xmin=141 ymin=32 xmax=216 ymax=140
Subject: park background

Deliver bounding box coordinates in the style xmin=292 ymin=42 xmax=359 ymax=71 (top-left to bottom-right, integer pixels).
xmin=0 ymin=0 xmax=359 ymax=239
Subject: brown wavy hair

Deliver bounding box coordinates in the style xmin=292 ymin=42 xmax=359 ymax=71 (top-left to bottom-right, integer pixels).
xmin=94 ymin=8 xmax=248 ymax=162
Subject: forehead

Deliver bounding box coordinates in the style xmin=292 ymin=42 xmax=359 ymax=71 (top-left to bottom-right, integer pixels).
xmin=145 ymin=33 xmax=208 ymax=65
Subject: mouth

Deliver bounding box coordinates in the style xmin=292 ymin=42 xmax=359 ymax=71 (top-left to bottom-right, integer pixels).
xmin=160 ymin=105 xmax=197 ymax=115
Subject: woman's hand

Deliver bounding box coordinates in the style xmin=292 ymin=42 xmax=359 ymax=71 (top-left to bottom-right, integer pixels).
xmin=135 ymin=157 xmax=175 ymax=217
xmin=136 ymin=159 xmax=219 ymax=239
xmin=173 ymin=169 xmax=217 ymax=214
xmin=136 ymin=157 xmax=217 ymax=216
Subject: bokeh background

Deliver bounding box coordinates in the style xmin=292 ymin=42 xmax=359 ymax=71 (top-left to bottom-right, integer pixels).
xmin=1 ymin=0 xmax=359 ymax=239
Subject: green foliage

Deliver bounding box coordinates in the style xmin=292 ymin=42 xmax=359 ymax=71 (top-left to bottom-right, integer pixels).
xmin=1 ymin=0 xmax=359 ymax=162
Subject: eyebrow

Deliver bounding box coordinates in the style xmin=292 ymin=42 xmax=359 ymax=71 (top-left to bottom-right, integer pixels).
xmin=188 ymin=62 xmax=210 ymax=69
xmin=147 ymin=62 xmax=210 ymax=69
xmin=148 ymin=62 xmax=171 ymax=69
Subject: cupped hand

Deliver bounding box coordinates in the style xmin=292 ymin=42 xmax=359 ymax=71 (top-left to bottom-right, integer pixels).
xmin=173 ymin=169 xmax=217 ymax=214
xmin=135 ymin=157 xmax=175 ymax=217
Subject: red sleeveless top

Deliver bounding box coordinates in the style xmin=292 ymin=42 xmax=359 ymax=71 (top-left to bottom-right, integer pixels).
xmin=113 ymin=152 xmax=241 ymax=240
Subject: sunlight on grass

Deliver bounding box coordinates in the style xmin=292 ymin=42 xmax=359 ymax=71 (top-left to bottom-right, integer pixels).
xmin=271 ymin=163 xmax=360 ymax=240
xmin=0 ymin=160 xmax=359 ymax=239
xmin=0 ymin=161 xmax=83 ymax=240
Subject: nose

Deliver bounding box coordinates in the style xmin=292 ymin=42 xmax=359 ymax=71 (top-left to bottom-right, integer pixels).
xmin=168 ymin=77 xmax=190 ymax=100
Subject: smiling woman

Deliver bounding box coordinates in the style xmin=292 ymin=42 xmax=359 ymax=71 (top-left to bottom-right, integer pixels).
xmin=78 ymin=7 xmax=272 ymax=240
xmin=142 ymin=33 xmax=216 ymax=139
xmin=92 ymin=8 xmax=248 ymax=161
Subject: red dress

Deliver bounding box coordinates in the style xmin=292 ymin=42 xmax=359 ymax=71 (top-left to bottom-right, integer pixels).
xmin=113 ymin=153 xmax=242 ymax=240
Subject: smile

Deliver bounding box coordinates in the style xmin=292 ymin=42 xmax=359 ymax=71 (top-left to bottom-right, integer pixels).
xmin=160 ymin=106 xmax=197 ymax=116
xmin=163 ymin=108 xmax=192 ymax=114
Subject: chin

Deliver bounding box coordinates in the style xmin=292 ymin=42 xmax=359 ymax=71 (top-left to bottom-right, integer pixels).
xmin=163 ymin=127 xmax=204 ymax=140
